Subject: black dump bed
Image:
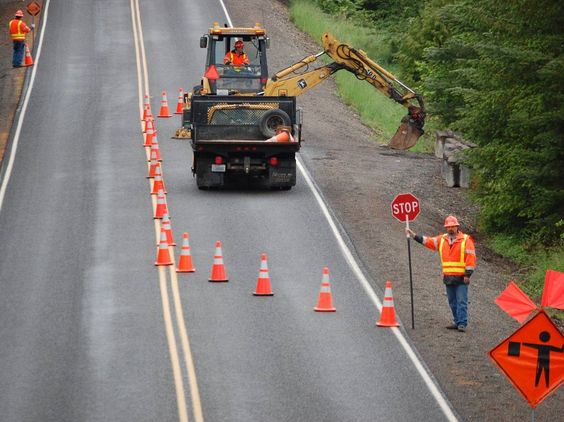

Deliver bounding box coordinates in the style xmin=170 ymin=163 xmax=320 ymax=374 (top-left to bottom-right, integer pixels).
xmin=188 ymin=95 xmax=299 ymax=143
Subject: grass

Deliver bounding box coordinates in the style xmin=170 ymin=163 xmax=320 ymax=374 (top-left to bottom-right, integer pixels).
xmin=289 ymin=0 xmax=434 ymax=147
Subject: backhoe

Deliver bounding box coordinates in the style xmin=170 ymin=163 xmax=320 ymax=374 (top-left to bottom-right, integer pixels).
xmin=177 ymin=23 xmax=425 ymax=189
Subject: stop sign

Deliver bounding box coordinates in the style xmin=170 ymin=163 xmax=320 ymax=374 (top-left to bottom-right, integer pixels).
xmin=391 ymin=193 xmax=420 ymax=222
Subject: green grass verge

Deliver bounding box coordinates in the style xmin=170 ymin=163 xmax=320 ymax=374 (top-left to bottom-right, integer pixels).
xmin=289 ymin=0 xmax=434 ymax=150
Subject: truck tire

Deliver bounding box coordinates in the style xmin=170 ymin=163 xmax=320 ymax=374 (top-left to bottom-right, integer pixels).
xmin=259 ymin=109 xmax=291 ymax=138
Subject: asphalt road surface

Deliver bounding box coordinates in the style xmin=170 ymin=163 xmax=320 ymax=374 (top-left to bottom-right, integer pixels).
xmin=0 ymin=1 xmax=457 ymax=421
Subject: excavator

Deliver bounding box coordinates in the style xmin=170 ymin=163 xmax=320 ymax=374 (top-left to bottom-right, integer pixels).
xmin=177 ymin=23 xmax=425 ymax=189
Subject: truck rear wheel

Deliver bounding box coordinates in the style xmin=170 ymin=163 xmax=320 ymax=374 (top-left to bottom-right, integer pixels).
xmin=259 ymin=109 xmax=291 ymax=138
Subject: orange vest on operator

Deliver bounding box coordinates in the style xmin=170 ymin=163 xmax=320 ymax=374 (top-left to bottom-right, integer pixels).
xmin=223 ymin=50 xmax=249 ymax=66
xmin=9 ymin=19 xmax=31 ymax=41
xmin=422 ymin=232 xmax=476 ymax=276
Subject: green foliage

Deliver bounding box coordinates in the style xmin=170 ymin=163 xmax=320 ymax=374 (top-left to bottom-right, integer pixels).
xmin=397 ymin=0 xmax=564 ymax=245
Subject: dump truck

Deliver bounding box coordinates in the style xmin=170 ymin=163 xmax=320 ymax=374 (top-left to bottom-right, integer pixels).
xmin=178 ymin=23 xmax=425 ymax=190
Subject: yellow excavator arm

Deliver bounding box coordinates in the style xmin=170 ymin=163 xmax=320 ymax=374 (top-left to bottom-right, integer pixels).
xmin=264 ymin=33 xmax=425 ymax=149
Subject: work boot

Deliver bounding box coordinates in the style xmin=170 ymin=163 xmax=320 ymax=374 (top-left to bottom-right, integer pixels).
xmin=446 ymin=324 xmax=458 ymax=329
xmin=457 ymin=325 xmax=467 ymax=332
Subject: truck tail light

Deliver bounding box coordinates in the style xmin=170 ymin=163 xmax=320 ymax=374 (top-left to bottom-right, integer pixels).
xmin=215 ymin=156 xmax=223 ymax=165
xmin=269 ymin=157 xmax=278 ymax=166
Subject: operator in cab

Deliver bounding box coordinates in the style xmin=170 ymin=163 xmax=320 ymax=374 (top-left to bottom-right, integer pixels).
xmin=224 ymin=40 xmax=250 ymax=66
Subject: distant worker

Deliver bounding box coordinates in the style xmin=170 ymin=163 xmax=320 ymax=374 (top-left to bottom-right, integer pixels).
xmin=406 ymin=215 xmax=476 ymax=332
xmin=224 ymin=40 xmax=249 ymax=66
xmin=9 ymin=10 xmax=34 ymax=68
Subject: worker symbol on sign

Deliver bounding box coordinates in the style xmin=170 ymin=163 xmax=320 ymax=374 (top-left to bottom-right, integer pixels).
xmin=509 ymin=332 xmax=564 ymax=388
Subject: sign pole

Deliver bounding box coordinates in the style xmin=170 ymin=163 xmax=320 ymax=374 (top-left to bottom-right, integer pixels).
xmin=406 ymin=215 xmax=415 ymax=329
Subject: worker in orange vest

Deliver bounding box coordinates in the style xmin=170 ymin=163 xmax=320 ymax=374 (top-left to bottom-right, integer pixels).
xmin=406 ymin=215 xmax=476 ymax=332
xmin=9 ymin=10 xmax=34 ymax=68
xmin=223 ymin=40 xmax=249 ymax=66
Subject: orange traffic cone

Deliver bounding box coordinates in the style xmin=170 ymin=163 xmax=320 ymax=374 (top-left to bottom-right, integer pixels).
xmin=155 ymin=228 xmax=173 ymax=266
xmin=314 ymin=267 xmax=336 ymax=312
xmin=154 ymin=189 xmax=168 ymax=219
xmin=265 ymin=131 xmax=290 ymax=143
xmin=23 ymin=44 xmax=33 ymax=67
xmin=253 ymin=253 xmax=273 ymax=296
xmin=161 ymin=213 xmax=176 ymax=246
xmin=158 ymin=90 xmax=173 ymax=118
xmin=143 ymin=111 xmax=153 ymax=133
xmin=148 ymin=141 xmax=162 ymax=162
xmin=175 ymin=88 xmax=184 ymax=114
xmin=143 ymin=121 xmax=155 ymax=147
xmin=376 ymin=280 xmax=400 ymax=327
xmin=148 ymin=155 xmax=160 ymax=178
xmin=176 ymin=232 xmax=196 ymax=273
xmin=142 ymin=94 xmax=151 ymax=121
xmin=151 ymin=165 xmax=167 ymax=195
xmin=209 ymin=241 xmax=228 ymax=282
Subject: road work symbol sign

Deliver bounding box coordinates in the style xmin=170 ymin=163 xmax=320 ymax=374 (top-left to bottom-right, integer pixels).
xmin=26 ymin=1 xmax=41 ymax=16
xmin=391 ymin=193 xmax=420 ymax=223
xmin=489 ymin=310 xmax=564 ymax=408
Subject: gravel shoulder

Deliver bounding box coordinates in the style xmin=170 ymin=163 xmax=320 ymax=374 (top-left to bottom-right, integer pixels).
xmin=1 ymin=1 xmax=561 ymax=420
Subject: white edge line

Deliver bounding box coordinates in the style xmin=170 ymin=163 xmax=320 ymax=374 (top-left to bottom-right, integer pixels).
xmin=296 ymin=157 xmax=458 ymax=421
xmin=0 ymin=0 xmax=51 ymax=213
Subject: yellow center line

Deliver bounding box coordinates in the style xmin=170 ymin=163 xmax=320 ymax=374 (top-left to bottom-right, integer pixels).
xmin=130 ymin=1 xmax=204 ymax=421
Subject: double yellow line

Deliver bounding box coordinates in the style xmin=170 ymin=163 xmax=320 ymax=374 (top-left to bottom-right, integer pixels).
xmin=130 ymin=1 xmax=203 ymax=421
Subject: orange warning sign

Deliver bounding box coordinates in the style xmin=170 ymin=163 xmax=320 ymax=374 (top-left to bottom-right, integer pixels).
xmin=489 ymin=310 xmax=564 ymax=408
xmin=26 ymin=1 xmax=41 ymax=16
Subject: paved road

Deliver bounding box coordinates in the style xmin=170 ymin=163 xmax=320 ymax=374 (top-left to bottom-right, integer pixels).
xmin=0 ymin=1 xmax=457 ymax=421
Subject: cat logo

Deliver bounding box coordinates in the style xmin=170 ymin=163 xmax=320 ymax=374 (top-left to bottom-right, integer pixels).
xmin=297 ymin=79 xmax=307 ymax=90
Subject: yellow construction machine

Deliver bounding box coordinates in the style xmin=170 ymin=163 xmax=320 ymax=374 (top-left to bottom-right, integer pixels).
xmin=178 ymin=23 xmax=425 ymax=189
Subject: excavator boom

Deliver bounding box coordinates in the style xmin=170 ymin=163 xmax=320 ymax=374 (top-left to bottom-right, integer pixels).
xmin=264 ymin=33 xmax=425 ymax=149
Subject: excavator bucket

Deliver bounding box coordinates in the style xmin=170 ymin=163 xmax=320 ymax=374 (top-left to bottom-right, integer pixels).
xmin=389 ymin=120 xmax=423 ymax=150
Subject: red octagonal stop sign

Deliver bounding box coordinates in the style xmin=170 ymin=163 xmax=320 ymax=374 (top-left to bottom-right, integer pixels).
xmin=391 ymin=193 xmax=420 ymax=222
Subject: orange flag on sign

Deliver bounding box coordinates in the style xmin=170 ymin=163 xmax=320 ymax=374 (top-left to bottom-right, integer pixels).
xmin=495 ymin=281 xmax=537 ymax=323
xmin=540 ymin=270 xmax=564 ymax=310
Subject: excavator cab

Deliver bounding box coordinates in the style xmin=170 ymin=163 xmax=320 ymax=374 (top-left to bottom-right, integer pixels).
xmin=199 ymin=23 xmax=269 ymax=95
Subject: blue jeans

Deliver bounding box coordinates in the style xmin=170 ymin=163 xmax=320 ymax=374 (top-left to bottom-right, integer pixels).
xmin=446 ymin=283 xmax=468 ymax=327
xmin=13 ymin=41 xmax=25 ymax=66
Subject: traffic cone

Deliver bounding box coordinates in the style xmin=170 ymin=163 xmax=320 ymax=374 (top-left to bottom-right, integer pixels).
xmin=148 ymin=154 xmax=160 ymax=178
xmin=160 ymin=213 xmax=176 ymax=246
xmin=253 ymin=253 xmax=273 ymax=296
xmin=148 ymin=140 xmax=162 ymax=162
xmin=143 ymin=121 xmax=155 ymax=147
xmin=175 ymin=88 xmax=184 ymax=114
xmin=158 ymin=90 xmax=173 ymax=118
xmin=23 ymin=44 xmax=33 ymax=67
xmin=265 ymin=131 xmax=290 ymax=143
xmin=142 ymin=94 xmax=151 ymax=121
xmin=314 ymin=267 xmax=336 ymax=312
xmin=176 ymin=232 xmax=196 ymax=273
xmin=376 ymin=280 xmax=400 ymax=327
xmin=155 ymin=228 xmax=173 ymax=266
xmin=143 ymin=111 xmax=153 ymax=133
xmin=154 ymin=189 xmax=168 ymax=219
xmin=151 ymin=165 xmax=166 ymax=195
xmin=209 ymin=241 xmax=228 ymax=282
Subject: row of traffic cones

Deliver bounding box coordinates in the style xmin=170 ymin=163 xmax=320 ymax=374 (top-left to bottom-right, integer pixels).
xmin=141 ymin=89 xmax=184 ymax=125
xmin=157 ymin=235 xmax=399 ymax=324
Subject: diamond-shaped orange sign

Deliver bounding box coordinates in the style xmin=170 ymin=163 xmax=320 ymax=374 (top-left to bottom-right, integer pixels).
xmin=26 ymin=1 xmax=41 ymax=16
xmin=489 ymin=310 xmax=564 ymax=408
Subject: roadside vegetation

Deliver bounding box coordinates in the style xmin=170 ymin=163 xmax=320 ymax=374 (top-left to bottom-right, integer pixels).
xmin=289 ymin=0 xmax=564 ymax=303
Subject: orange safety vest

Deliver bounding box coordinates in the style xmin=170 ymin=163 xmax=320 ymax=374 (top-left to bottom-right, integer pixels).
xmin=423 ymin=232 xmax=476 ymax=276
xmin=224 ymin=51 xmax=248 ymax=66
xmin=9 ymin=19 xmax=30 ymax=41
